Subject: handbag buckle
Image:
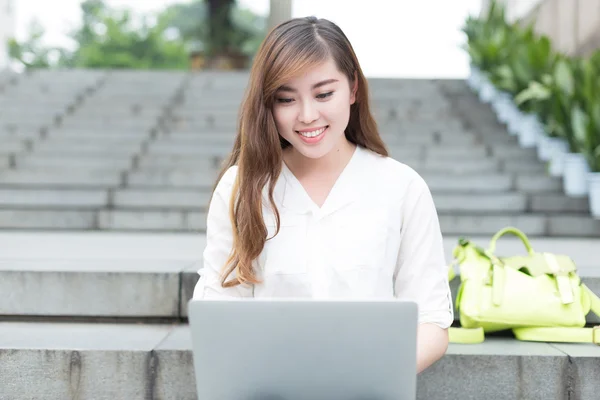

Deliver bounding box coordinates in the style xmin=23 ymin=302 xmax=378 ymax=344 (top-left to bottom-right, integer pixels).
xmin=593 ymin=326 xmax=600 ymax=345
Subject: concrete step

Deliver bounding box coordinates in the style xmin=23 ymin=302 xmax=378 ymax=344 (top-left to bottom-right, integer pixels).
xmin=135 ymin=152 xmax=519 ymax=170
xmin=0 ymin=232 xmax=598 ymax=316
xmin=45 ymin=130 xmax=152 ymax=141
xmin=74 ymin=106 xmax=164 ymax=118
xmin=112 ymin=189 xmax=211 ymax=210
xmin=0 ymin=122 xmax=53 ymax=135
xmin=13 ymin=155 xmax=134 ymax=170
xmin=0 ymin=155 xmax=10 ymax=168
xmin=64 ymin=113 xmax=159 ymax=122
xmin=0 ymin=169 xmax=125 ymax=188
xmin=0 ymin=243 xmax=598 ymax=320
xmin=59 ymin=120 xmax=156 ymax=130
xmin=33 ymin=140 xmax=144 ymax=154
xmin=0 ymin=108 xmax=62 ymax=118
xmin=0 ymin=185 xmax=585 ymax=215
xmin=134 ymin=157 xmax=217 ymax=171
xmin=502 ymin=159 xmax=547 ymax=174
xmin=0 ymin=189 xmax=108 ymax=208
xmin=146 ymin=144 xmax=233 ymax=157
xmin=0 ymin=131 xmax=43 ymax=140
xmin=126 ymin=169 xmax=218 ymax=187
xmin=136 ymin=155 xmax=227 ymax=169
xmin=0 ymin=140 xmax=29 ymax=154
xmin=121 ymin=170 xmax=555 ymax=194
xmin=0 ymin=210 xmax=96 ymax=229
xmin=97 ymin=210 xmax=201 ymax=230
xmin=0 ymin=209 xmax=597 ymax=235
xmin=0 ymin=322 xmax=598 ymax=400
xmin=156 ymin=131 xmax=477 ymax=146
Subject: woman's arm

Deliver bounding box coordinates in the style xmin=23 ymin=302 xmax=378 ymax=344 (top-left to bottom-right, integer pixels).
xmin=393 ymin=172 xmax=453 ymax=373
xmin=417 ymin=323 xmax=449 ymax=374
xmin=193 ymin=166 xmax=254 ymax=299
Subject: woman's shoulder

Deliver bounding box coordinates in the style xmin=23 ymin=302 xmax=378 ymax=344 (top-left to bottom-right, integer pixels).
xmin=214 ymin=165 xmax=239 ymax=194
xmin=362 ymin=147 xmax=423 ymax=186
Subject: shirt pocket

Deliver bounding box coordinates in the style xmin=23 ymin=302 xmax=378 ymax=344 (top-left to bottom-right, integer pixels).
xmin=331 ymin=209 xmax=392 ymax=271
xmin=326 ymin=210 xmax=393 ymax=297
xmin=257 ymin=211 xmax=310 ymax=297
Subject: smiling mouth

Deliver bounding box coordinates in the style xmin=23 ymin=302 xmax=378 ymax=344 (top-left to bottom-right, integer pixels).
xmin=296 ymin=126 xmax=328 ymax=138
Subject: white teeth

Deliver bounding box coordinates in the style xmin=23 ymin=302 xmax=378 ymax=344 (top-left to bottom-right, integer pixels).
xmin=298 ymin=127 xmax=326 ymax=138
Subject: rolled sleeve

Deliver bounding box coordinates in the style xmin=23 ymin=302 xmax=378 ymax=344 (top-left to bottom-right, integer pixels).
xmin=393 ymin=173 xmax=453 ymax=329
xmin=193 ymin=166 xmax=254 ymax=299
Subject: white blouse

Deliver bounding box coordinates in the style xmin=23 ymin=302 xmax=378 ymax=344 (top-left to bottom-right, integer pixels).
xmin=193 ymin=145 xmax=454 ymax=328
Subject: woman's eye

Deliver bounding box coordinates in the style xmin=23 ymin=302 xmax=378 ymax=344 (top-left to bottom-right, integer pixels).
xmin=317 ymin=92 xmax=334 ymax=99
xmin=276 ymin=98 xmax=293 ymax=103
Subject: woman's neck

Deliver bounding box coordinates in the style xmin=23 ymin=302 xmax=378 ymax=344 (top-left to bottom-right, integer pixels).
xmin=283 ymin=139 xmax=357 ymax=180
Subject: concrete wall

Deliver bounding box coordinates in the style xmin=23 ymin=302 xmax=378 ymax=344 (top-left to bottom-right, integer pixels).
xmin=483 ymin=0 xmax=600 ymax=56
xmin=0 ymin=0 xmax=15 ymax=68
xmin=480 ymin=0 xmax=542 ymax=21
xmin=267 ymin=0 xmax=292 ymax=32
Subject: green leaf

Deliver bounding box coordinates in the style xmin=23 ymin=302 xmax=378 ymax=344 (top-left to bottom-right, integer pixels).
xmin=554 ymin=59 xmax=575 ymax=96
xmin=571 ymin=106 xmax=589 ymax=149
xmin=515 ymin=81 xmax=551 ymax=105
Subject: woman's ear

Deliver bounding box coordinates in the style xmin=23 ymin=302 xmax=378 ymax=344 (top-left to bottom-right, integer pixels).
xmin=350 ymin=71 xmax=358 ymax=104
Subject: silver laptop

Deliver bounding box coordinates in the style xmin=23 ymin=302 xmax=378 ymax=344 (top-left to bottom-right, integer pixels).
xmin=188 ymin=298 xmax=418 ymax=400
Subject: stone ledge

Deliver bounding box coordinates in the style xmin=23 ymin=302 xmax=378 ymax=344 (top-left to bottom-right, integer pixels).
xmin=0 ymin=322 xmax=598 ymax=400
xmin=2 ymin=257 xmax=596 ymax=320
xmin=0 ymin=260 xmax=193 ymax=317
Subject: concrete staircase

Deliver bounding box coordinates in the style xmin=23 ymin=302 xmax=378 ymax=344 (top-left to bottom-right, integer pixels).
xmin=1 ymin=70 xmax=599 ymax=399
xmin=1 ymin=70 xmax=599 ymax=235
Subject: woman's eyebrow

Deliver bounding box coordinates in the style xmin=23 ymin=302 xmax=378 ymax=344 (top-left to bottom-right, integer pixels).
xmin=278 ymin=79 xmax=339 ymax=93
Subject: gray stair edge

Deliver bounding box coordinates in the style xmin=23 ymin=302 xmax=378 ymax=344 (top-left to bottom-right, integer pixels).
xmin=0 ymin=252 xmax=598 ymax=321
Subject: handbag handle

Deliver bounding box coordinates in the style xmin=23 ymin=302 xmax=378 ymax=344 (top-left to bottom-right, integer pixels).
xmin=487 ymin=227 xmax=535 ymax=255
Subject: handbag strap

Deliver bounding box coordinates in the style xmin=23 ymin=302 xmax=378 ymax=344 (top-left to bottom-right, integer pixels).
xmin=448 ymin=327 xmax=485 ymax=344
xmin=515 ymin=285 xmax=600 ymax=344
xmin=448 ymin=285 xmax=600 ymax=345
xmin=512 ymin=326 xmax=600 ymax=344
xmin=487 ymin=226 xmax=535 ymax=255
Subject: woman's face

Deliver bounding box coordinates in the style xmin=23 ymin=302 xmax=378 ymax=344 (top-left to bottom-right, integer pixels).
xmin=272 ymin=58 xmax=357 ymax=161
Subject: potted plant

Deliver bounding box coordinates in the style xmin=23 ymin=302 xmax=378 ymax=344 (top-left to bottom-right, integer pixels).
xmin=561 ymin=56 xmax=600 ymax=197
xmin=461 ymin=1 xmax=511 ymax=103
xmin=587 ymin=145 xmax=600 ymax=218
xmin=583 ymin=52 xmax=600 ymax=217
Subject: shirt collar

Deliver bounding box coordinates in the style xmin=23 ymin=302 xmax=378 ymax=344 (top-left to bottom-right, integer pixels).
xmin=275 ymin=145 xmax=366 ymax=218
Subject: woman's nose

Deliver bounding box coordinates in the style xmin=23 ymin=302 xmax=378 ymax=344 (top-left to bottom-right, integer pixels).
xmin=298 ymin=100 xmax=319 ymax=124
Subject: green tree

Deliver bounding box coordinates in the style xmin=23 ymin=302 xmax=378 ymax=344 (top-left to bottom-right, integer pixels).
xmin=8 ymin=20 xmax=55 ymax=68
xmin=164 ymin=0 xmax=266 ymax=60
xmin=61 ymin=0 xmax=189 ymax=69
xmin=10 ymin=0 xmax=189 ymax=70
xmin=8 ymin=0 xmax=266 ymax=70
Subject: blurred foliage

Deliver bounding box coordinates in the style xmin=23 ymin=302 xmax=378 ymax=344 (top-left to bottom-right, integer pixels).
xmin=464 ymin=0 xmax=600 ymax=172
xmin=8 ymin=20 xmax=54 ymax=68
xmin=8 ymin=0 xmax=266 ymax=70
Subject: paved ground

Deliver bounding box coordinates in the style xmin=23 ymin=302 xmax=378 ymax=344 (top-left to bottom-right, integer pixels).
xmin=1 ymin=231 xmax=598 ymax=268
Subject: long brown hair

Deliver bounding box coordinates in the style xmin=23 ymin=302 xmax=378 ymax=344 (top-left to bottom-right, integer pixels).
xmin=214 ymin=16 xmax=388 ymax=287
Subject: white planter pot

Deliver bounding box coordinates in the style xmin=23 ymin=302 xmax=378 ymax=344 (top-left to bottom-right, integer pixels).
xmin=563 ymin=153 xmax=590 ymax=197
xmin=537 ymin=134 xmax=555 ymax=161
xmin=494 ymin=93 xmax=512 ymax=123
xmin=548 ymin=139 xmax=569 ymax=177
xmin=517 ymin=114 xmax=541 ymax=148
xmin=499 ymin=100 xmax=517 ymax=125
xmin=588 ymin=173 xmax=600 ymax=219
xmin=507 ymin=108 xmax=525 ymax=136
xmin=468 ymin=65 xmax=481 ymax=92
xmin=479 ymin=80 xmax=497 ymax=103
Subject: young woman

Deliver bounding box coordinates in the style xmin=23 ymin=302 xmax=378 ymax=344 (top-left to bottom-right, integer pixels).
xmin=193 ymin=16 xmax=453 ymax=373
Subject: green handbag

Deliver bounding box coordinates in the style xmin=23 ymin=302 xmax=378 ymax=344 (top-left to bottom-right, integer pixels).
xmin=448 ymin=227 xmax=600 ymax=344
